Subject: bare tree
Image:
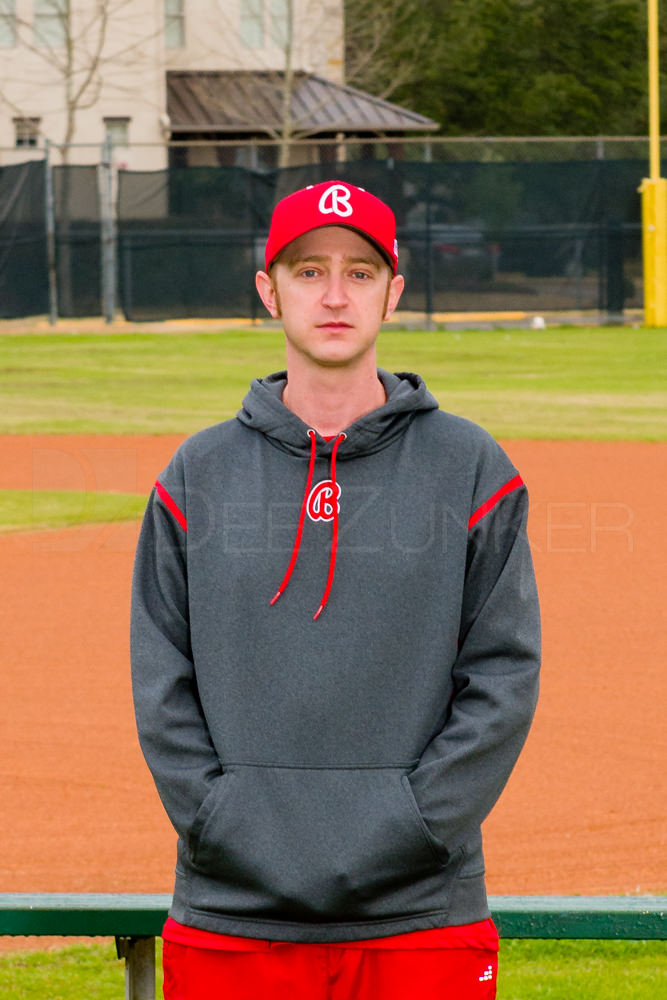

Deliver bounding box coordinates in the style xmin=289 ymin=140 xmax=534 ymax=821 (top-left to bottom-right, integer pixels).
xmin=344 ymin=0 xmax=431 ymax=103
xmin=0 ymin=0 xmax=163 ymax=164
xmin=189 ymin=0 xmax=343 ymax=168
xmin=270 ymin=0 xmax=431 ymax=165
xmin=190 ymin=0 xmax=428 ymax=168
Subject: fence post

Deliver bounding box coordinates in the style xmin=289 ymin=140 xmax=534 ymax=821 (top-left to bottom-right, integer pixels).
xmin=116 ymin=936 xmax=156 ymax=1000
xmin=100 ymin=136 xmax=116 ymax=323
xmin=44 ymin=139 xmax=58 ymax=325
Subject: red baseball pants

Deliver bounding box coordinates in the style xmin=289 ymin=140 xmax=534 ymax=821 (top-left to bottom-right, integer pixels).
xmin=162 ymin=936 xmax=499 ymax=999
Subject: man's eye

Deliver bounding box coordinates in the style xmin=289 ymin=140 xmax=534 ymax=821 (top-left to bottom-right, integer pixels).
xmin=300 ymin=268 xmax=319 ymax=278
xmin=351 ymin=270 xmax=371 ymax=280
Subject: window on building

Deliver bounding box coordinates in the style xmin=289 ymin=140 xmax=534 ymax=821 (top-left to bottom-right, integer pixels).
xmin=34 ymin=0 xmax=66 ymax=47
xmin=270 ymin=0 xmax=288 ymax=49
xmin=240 ymin=0 xmax=264 ymax=48
xmin=241 ymin=0 xmax=289 ymax=50
xmin=0 ymin=0 xmax=17 ymax=47
xmin=14 ymin=117 xmax=41 ymax=147
xmin=164 ymin=0 xmax=185 ymax=48
xmin=104 ymin=117 xmax=130 ymax=145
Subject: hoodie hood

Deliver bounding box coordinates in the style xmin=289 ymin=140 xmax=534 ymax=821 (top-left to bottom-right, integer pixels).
xmin=236 ymin=369 xmax=439 ymax=458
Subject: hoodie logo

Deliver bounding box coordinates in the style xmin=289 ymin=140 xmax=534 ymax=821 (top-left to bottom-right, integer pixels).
xmin=307 ymin=480 xmax=341 ymax=521
xmin=318 ymin=184 xmax=353 ymax=218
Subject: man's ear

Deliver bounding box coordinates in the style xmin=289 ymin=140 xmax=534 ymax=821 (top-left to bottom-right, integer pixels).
xmin=255 ymin=270 xmax=280 ymax=319
xmin=384 ymin=273 xmax=405 ymax=321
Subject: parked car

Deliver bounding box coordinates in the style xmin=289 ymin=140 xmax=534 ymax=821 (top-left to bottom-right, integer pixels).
xmin=398 ymin=220 xmax=499 ymax=288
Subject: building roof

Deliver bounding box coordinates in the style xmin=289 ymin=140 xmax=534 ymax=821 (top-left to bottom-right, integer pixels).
xmin=166 ymin=70 xmax=438 ymax=136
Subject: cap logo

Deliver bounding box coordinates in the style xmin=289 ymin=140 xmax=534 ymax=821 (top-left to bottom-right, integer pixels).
xmin=318 ymin=184 xmax=353 ymax=218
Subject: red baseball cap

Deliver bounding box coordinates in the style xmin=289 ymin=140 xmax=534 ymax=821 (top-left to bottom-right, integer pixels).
xmin=264 ymin=180 xmax=398 ymax=273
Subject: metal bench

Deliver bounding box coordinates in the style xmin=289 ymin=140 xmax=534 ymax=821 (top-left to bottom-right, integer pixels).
xmin=0 ymin=893 xmax=664 ymax=999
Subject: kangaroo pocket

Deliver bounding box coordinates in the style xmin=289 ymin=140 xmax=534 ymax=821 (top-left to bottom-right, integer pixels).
xmin=186 ymin=764 xmax=452 ymax=923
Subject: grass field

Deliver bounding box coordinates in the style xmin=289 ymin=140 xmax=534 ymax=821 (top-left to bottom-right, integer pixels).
xmin=0 ymin=939 xmax=665 ymax=999
xmin=0 ymin=489 xmax=147 ymax=532
xmin=1 ymin=326 xmax=665 ymax=439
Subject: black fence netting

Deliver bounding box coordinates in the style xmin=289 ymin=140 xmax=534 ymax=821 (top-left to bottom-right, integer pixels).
xmin=0 ymin=161 xmax=101 ymax=319
xmin=0 ymin=160 xmax=49 ymax=319
xmin=0 ymin=157 xmax=647 ymax=322
xmin=117 ymin=159 xmax=644 ymax=321
xmin=53 ymin=164 xmax=101 ymax=317
xmin=117 ymin=166 xmax=275 ymax=320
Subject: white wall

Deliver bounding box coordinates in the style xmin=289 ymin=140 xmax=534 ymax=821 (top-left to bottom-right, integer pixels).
xmin=165 ymin=0 xmax=344 ymax=81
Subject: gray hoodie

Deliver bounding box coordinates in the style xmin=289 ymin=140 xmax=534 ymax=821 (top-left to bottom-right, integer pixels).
xmin=131 ymin=369 xmax=540 ymax=942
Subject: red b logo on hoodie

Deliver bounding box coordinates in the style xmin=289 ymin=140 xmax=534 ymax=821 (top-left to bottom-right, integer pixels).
xmin=307 ymin=480 xmax=341 ymax=522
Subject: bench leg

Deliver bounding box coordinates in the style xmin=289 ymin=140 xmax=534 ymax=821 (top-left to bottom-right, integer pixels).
xmin=115 ymin=935 xmax=156 ymax=1000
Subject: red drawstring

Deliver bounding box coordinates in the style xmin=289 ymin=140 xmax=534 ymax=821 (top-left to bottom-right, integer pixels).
xmin=270 ymin=430 xmax=346 ymax=620
xmin=270 ymin=429 xmax=317 ymax=607
xmin=313 ymin=432 xmax=345 ymax=621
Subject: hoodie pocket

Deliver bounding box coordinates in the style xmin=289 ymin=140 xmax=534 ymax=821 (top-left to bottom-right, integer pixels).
xmin=187 ymin=764 xmax=451 ymax=922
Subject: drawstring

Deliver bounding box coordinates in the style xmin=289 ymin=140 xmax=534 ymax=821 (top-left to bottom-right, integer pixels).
xmin=270 ymin=429 xmax=317 ymax=608
xmin=270 ymin=430 xmax=346 ymax=620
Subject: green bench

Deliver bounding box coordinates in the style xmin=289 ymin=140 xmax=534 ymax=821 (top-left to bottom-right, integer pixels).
xmin=0 ymin=893 xmax=664 ymax=999
xmin=0 ymin=893 xmax=169 ymax=1000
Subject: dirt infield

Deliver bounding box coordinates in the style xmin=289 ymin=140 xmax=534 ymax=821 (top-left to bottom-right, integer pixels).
xmin=1 ymin=436 xmax=665 ymax=916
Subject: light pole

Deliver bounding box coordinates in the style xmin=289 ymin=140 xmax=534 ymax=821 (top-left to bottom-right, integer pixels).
xmin=640 ymin=0 xmax=667 ymax=325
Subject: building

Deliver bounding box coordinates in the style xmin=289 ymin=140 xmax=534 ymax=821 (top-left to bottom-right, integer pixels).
xmin=0 ymin=0 xmax=436 ymax=169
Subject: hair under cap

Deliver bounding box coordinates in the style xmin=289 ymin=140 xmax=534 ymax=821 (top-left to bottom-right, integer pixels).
xmin=264 ymin=180 xmax=398 ymax=273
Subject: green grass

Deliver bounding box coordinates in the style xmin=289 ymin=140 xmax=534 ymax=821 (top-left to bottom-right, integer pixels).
xmin=498 ymin=939 xmax=667 ymax=998
xmin=0 ymin=939 xmax=664 ymax=999
xmin=0 ymin=490 xmax=147 ymax=532
xmin=1 ymin=326 xmax=665 ymax=439
xmin=0 ymin=940 xmax=161 ymax=1000
xmin=0 ymin=943 xmax=125 ymax=999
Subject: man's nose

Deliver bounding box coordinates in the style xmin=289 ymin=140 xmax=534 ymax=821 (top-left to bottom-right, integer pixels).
xmin=321 ymin=272 xmax=348 ymax=308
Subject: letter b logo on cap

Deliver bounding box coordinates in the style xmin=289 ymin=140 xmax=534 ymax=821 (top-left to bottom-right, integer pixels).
xmin=318 ymin=184 xmax=353 ymax=218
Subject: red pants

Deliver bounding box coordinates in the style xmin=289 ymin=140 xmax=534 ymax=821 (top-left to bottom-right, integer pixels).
xmin=163 ymin=935 xmax=498 ymax=999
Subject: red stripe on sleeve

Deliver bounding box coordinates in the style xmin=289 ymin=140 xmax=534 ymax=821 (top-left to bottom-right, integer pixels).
xmin=468 ymin=473 xmax=523 ymax=530
xmin=155 ymin=480 xmax=187 ymax=531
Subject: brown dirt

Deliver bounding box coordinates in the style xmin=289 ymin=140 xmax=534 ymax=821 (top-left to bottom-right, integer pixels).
xmin=1 ymin=436 xmax=665 ymax=931
xmin=0 ymin=434 xmax=185 ymax=495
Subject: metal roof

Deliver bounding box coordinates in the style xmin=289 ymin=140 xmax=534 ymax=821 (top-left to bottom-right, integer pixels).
xmin=166 ymin=70 xmax=437 ymax=135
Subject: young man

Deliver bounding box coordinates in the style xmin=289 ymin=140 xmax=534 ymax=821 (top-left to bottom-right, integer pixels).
xmin=131 ymin=180 xmax=541 ymax=999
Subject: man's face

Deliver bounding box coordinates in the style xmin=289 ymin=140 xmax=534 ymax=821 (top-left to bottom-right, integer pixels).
xmin=255 ymin=226 xmax=404 ymax=372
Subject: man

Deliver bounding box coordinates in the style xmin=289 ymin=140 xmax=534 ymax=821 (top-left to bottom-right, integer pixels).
xmin=131 ymin=180 xmax=540 ymax=999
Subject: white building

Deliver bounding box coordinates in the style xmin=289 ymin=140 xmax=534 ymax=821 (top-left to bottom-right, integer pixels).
xmin=0 ymin=0 xmax=434 ymax=169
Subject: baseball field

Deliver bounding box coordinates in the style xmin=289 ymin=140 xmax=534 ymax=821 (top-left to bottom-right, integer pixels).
xmin=0 ymin=325 xmax=665 ymax=997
